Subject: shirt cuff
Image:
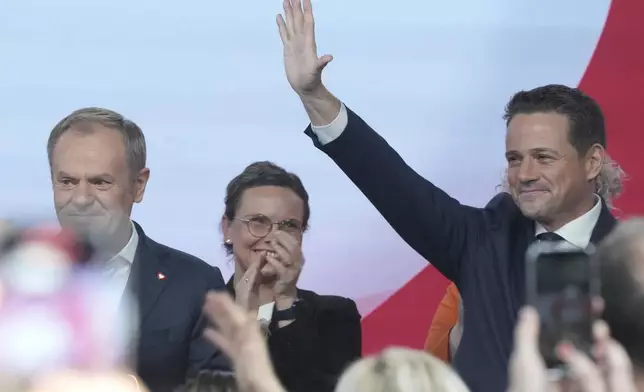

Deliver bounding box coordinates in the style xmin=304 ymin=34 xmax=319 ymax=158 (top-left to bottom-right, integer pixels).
xmin=309 ymin=103 xmax=348 ymax=145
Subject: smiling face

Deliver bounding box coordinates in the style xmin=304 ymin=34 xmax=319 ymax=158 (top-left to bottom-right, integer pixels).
xmin=222 ymin=185 xmax=305 ymax=279
xmin=505 ymin=112 xmax=602 ymax=230
xmin=51 ymin=124 xmax=149 ymax=248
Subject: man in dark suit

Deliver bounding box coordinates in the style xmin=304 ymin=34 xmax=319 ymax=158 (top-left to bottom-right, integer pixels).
xmin=47 ymin=107 xmax=230 ymax=391
xmin=275 ymin=1 xmax=625 ymax=390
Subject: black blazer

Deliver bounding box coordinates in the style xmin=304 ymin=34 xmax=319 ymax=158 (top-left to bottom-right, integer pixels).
xmin=226 ymin=279 xmax=362 ymax=392
xmin=304 ymin=107 xmax=617 ymax=392
xmin=126 ymin=223 xmax=230 ymax=392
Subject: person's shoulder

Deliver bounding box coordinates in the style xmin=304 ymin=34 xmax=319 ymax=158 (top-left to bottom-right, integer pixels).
xmin=482 ymin=192 xmax=525 ymax=229
xmin=298 ymin=288 xmax=361 ymax=319
xmin=484 ymin=192 xmax=517 ymax=211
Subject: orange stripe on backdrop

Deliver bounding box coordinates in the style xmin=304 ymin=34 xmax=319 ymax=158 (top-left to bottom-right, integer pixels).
xmin=361 ymin=265 xmax=449 ymax=355
xmin=360 ymin=0 xmax=644 ymax=355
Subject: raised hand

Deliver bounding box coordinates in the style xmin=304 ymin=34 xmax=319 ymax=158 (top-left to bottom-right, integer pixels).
xmin=507 ymin=307 xmax=551 ymax=392
xmin=203 ymin=292 xmax=286 ymax=392
xmin=277 ymin=0 xmax=332 ymax=95
xmin=508 ymin=306 xmax=637 ymax=392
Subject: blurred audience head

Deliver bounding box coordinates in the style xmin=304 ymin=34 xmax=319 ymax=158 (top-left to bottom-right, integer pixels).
xmin=335 ymin=347 xmax=469 ymax=392
xmin=47 ymin=108 xmax=149 ymax=254
xmin=27 ymin=370 xmax=147 ymax=392
xmin=175 ymin=371 xmax=237 ymax=392
xmin=598 ymin=217 xmax=644 ymax=374
xmin=502 ymin=84 xmax=623 ymax=229
xmin=221 ymin=161 xmax=309 ymax=279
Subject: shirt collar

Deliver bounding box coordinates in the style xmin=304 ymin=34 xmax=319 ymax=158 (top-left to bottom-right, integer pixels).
xmin=111 ymin=221 xmax=139 ymax=264
xmin=534 ymin=195 xmax=602 ymax=249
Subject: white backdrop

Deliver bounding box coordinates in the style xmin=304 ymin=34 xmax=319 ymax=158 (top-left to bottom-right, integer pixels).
xmin=0 ymin=0 xmax=610 ymax=313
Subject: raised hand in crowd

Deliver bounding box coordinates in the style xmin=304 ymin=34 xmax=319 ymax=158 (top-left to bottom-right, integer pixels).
xmin=508 ymin=306 xmax=636 ymax=392
xmin=203 ymin=292 xmax=286 ymax=392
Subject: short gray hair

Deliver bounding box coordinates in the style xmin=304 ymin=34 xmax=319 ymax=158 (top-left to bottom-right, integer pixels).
xmin=597 ymin=217 xmax=644 ymax=367
xmin=597 ymin=217 xmax=644 ymax=267
xmin=47 ymin=107 xmax=147 ymax=177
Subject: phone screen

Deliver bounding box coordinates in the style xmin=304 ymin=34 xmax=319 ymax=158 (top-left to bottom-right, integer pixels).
xmin=533 ymin=250 xmax=595 ymax=369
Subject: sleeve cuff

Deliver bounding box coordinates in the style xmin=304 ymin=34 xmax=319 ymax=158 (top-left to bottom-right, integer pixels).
xmin=310 ymin=103 xmax=348 ymax=145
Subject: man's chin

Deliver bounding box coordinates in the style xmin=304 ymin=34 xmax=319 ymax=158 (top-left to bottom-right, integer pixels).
xmin=518 ymin=203 xmax=546 ymax=220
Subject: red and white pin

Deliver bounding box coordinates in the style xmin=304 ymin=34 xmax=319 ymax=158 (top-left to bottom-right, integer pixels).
xmin=157 ymin=272 xmax=166 ymax=280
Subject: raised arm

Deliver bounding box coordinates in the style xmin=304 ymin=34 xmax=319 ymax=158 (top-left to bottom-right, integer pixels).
xmin=276 ymin=0 xmax=486 ymax=281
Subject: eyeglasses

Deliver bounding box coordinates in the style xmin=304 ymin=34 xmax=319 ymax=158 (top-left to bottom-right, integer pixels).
xmin=235 ymin=214 xmax=303 ymax=238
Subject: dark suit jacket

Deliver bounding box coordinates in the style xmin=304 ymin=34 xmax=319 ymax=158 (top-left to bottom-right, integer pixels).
xmin=304 ymin=107 xmax=617 ymax=392
xmin=126 ymin=222 xmax=230 ymax=392
xmin=226 ymin=279 xmax=362 ymax=392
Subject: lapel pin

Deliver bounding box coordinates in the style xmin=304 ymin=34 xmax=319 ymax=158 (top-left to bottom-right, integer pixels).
xmin=157 ymin=272 xmax=166 ymax=280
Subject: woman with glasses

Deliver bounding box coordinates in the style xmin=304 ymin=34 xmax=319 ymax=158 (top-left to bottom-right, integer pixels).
xmin=220 ymin=161 xmax=362 ymax=392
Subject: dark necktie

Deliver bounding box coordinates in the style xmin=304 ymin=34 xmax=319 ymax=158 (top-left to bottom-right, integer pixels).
xmin=536 ymin=232 xmax=565 ymax=242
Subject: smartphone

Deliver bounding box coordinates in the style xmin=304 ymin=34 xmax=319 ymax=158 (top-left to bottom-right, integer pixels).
xmin=525 ymin=241 xmax=600 ymax=380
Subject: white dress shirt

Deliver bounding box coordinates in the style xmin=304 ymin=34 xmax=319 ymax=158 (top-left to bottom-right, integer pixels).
xmin=257 ymin=302 xmax=275 ymax=323
xmin=534 ymin=196 xmax=602 ymax=249
xmin=104 ymin=221 xmax=139 ymax=296
xmin=310 ymin=103 xmax=349 ymax=145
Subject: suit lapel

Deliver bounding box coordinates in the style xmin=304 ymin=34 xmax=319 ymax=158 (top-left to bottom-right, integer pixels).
xmin=125 ymin=222 xmax=170 ymax=324
xmin=589 ymin=199 xmax=618 ymax=245
xmin=512 ymin=214 xmax=535 ymax=307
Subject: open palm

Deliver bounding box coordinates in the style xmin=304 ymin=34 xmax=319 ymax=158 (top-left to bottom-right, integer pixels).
xmin=203 ymin=293 xmax=284 ymax=392
xmin=277 ymin=0 xmax=332 ymax=94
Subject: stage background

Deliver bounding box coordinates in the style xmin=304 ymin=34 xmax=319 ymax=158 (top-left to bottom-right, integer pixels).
xmin=0 ymin=0 xmax=641 ymax=354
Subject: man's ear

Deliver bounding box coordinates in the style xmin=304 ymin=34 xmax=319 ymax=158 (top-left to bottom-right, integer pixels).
xmin=585 ymin=144 xmax=604 ymax=182
xmin=133 ymin=168 xmax=151 ymax=203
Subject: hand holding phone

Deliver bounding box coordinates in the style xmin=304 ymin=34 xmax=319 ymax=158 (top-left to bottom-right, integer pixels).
xmin=525 ymin=241 xmax=600 ymax=379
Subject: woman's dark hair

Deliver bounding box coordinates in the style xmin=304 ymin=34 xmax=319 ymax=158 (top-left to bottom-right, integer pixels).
xmin=223 ymin=161 xmax=310 ymax=255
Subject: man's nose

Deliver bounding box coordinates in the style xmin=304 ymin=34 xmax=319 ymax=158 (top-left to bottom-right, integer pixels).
xmin=70 ymin=182 xmax=95 ymax=208
xmin=517 ymin=158 xmax=540 ymax=183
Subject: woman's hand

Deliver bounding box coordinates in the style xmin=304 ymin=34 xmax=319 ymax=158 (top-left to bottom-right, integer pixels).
xmin=234 ymin=256 xmax=264 ymax=314
xmin=265 ymin=231 xmax=304 ymax=302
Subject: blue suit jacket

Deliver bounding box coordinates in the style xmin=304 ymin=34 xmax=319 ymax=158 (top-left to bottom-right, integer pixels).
xmin=126 ymin=222 xmax=230 ymax=392
xmin=304 ymin=107 xmax=617 ymax=392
